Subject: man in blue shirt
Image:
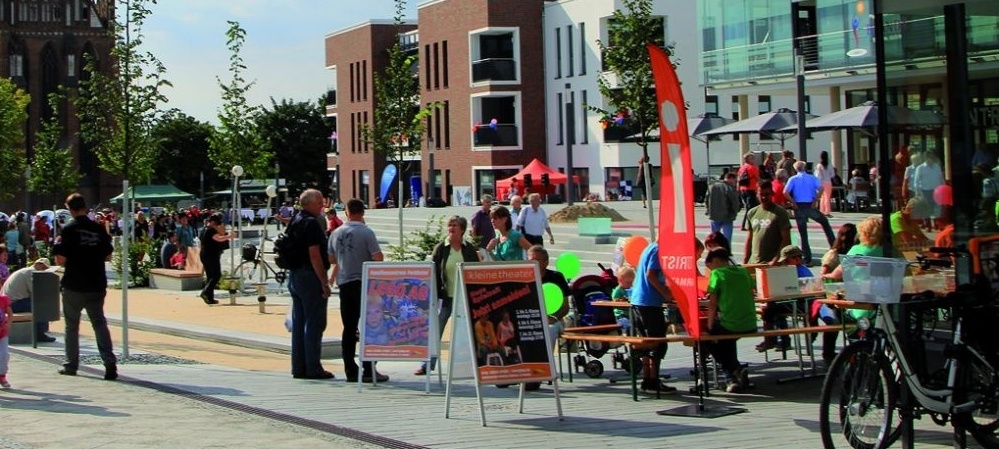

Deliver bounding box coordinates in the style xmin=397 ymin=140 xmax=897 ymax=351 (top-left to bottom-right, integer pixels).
xmin=783 ymin=161 xmax=835 ymax=265
xmin=629 ymin=242 xmax=677 ymax=394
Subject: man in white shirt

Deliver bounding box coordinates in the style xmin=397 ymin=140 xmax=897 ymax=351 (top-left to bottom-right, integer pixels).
xmin=0 ymin=258 xmax=55 ymax=342
xmin=516 ymin=193 xmax=554 ymax=246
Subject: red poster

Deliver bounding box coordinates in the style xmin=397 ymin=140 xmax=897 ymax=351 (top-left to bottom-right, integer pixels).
xmin=647 ymin=44 xmax=701 ymax=338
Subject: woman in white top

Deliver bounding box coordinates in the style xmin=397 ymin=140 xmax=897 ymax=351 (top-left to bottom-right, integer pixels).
xmin=814 ymin=150 xmax=836 ymax=216
xmin=914 ymin=151 xmax=945 ymax=226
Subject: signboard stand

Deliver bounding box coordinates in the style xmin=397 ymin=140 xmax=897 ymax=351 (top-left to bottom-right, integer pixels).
xmin=443 ymin=261 xmax=563 ymax=426
xmin=358 ymin=262 xmax=437 ymax=394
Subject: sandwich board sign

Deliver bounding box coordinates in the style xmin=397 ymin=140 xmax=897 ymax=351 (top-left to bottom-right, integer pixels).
xmin=359 ymin=262 xmax=437 ymax=392
xmin=444 ymin=261 xmax=562 ymax=426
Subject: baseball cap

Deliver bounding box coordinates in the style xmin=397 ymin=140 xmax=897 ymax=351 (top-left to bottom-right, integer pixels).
xmin=777 ymin=245 xmax=804 ymax=263
xmin=34 ymin=258 xmax=51 ymax=269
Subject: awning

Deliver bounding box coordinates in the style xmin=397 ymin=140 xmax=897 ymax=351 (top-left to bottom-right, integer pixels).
xmin=110 ymin=185 xmax=196 ymax=203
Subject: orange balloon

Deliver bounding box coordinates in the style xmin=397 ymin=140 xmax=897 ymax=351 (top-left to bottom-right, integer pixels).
xmin=623 ymin=235 xmax=650 ymax=267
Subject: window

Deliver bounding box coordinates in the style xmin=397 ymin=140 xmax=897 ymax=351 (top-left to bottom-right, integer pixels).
xmin=566 ymin=25 xmax=574 ymax=77
xmin=581 ymin=90 xmax=589 ymax=144
xmin=731 ymin=96 xmax=740 ymax=141
xmin=434 ymin=107 xmax=442 ymax=149
xmin=433 ymin=43 xmax=440 ymax=90
xmin=579 ymin=23 xmax=586 ymax=75
xmin=705 ymin=95 xmax=719 ymax=115
xmin=567 ymin=91 xmax=576 ymax=144
xmin=350 ymin=113 xmax=356 ymax=153
xmin=442 ymin=41 xmax=449 ymax=88
xmin=362 ymin=111 xmax=369 ymax=152
xmin=349 ymin=63 xmax=355 ymax=102
xmin=424 ymin=44 xmax=431 ymax=90
xmin=443 ymin=100 xmax=451 ymax=148
xmin=556 ymin=93 xmax=564 ymax=145
xmin=362 ymin=60 xmax=367 ymax=101
xmin=758 ymin=95 xmax=771 ymax=114
xmin=554 ymin=28 xmax=562 ymax=79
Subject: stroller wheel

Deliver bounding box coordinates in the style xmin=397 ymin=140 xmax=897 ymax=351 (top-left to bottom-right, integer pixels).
xmin=584 ymin=360 xmax=604 ymax=378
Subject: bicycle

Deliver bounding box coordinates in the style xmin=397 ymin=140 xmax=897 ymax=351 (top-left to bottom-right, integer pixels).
xmin=818 ymin=252 xmax=999 ymax=448
xmin=233 ymin=242 xmax=288 ymax=295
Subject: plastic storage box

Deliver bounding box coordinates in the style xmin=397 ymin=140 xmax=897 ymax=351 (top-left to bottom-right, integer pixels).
xmin=841 ymin=255 xmax=909 ymax=304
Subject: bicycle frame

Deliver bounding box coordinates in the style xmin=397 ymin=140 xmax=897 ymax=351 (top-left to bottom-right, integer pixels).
xmin=869 ymin=301 xmax=994 ymax=416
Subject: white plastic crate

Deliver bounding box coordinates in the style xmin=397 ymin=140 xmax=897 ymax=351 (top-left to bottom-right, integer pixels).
xmin=841 ymin=255 xmax=909 ymax=304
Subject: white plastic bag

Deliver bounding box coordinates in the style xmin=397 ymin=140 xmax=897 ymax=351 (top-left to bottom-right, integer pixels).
xmin=284 ymin=307 xmax=293 ymax=332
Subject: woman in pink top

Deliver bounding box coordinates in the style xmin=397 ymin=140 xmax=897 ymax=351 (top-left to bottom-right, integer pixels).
xmin=814 ymin=151 xmax=836 ymax=216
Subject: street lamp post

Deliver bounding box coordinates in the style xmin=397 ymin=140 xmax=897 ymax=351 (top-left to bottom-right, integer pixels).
xmin=228 ymin=165 xmax=244 ymax=303
xmin=427 ymin=135 xmax=435 ymax=201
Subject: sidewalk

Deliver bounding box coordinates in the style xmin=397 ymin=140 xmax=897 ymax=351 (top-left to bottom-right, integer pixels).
xmin=6 ymin=288 xmax=967 ymax=448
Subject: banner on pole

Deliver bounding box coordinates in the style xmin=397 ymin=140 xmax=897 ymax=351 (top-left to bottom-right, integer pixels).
xmin=648 ymin=43 xmax=701 ymax=338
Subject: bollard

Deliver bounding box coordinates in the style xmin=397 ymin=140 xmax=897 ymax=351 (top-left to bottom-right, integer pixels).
xmin=256 ymin=283 xmax=267 ymax=313
xmin=227 ymin=277 xmax=239 ymax=306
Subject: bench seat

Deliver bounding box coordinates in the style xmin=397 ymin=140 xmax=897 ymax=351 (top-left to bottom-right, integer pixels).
xmin=149 ymin=268 xmax=204 ymax=291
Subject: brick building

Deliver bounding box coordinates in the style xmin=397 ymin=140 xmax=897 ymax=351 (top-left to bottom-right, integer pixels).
xmin=325 ymin=0 xmax=552 ymax=206
xmin=0 ymin=0 xmax=114 ymax=211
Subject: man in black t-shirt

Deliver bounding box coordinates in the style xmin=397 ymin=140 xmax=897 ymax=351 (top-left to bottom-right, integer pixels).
xmin=288 ymin=189 xmax=335 ymax=380
xmin=51 ymin=193 xmax=117 ymax=380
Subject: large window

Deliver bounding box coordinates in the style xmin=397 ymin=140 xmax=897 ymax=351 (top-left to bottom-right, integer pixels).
xmin=555 ymin=27 xmax=562 ymax=79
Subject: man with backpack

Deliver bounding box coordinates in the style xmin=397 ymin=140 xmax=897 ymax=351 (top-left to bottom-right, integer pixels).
xmin=286 ymin=189 xmax=334 ymax=380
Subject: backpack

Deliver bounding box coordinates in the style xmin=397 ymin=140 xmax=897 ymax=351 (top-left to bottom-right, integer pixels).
xmin=273 ymin=215 xmax=303 ymax=270
xmin=738 ymin=167 xmax=751 ymax=187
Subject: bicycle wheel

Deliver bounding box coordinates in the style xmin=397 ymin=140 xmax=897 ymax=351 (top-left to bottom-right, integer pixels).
xmin=820 ymin=340 xmax=898 ymax=449
xmin=955 ymin=352 xmax=999 ymax=449
xmin=237 ymin=261 xmax=261 ymax=294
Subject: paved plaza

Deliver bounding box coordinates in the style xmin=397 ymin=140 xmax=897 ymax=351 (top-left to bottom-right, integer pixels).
xmin=0 ymin=201 xmax=971 ymax=448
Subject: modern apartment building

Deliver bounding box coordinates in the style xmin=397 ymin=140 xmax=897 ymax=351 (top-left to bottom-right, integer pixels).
xmin=0 ymin=0 xmax=113 ymax=210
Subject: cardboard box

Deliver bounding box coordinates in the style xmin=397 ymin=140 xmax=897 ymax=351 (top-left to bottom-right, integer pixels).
xmin=756 ymin=266 xmax=799 ymax=298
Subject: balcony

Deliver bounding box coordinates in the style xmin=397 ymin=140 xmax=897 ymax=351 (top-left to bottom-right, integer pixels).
xmin=325 ymin=90 xmax=337 ymax=115
xmin=473 ymin=124 xmax=519 ymax=147
xmin=472 ymin=58 xmax=517 ymax=83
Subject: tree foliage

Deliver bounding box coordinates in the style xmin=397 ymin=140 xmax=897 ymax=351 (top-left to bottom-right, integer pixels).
xmin=76 ymin=0 xmax=170 ymax=183
xmin=256 ymin=97 xmax=333 ymax=195
xmin=30 ymin=91 xmax=82 ymax=198
xmin=208 ymin=21 xmax=270 ymax=179
xmin=150 ymin=109 xmax=220 ymax=196
xmin=591 ymin=0 xmax=671 ymax=154
xmin=0 ymin=78 xmax=30 ymax=201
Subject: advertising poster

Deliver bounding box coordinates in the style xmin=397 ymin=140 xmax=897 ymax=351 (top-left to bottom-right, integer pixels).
xmin=459 ymin=262 xmax=554 ymax=384
xmin=359 ymin=262 xmax=436 ymax=361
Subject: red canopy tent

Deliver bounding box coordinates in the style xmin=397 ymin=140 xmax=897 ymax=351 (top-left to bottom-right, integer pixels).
xmin=495 ymin=158 xmax=570 ymax=198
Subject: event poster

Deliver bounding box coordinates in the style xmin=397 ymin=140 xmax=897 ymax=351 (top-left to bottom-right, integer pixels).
xmin=359 ymin=262 xmax=436 ymax=361
xmin=458 ymin=262 xmax=555 ymax=384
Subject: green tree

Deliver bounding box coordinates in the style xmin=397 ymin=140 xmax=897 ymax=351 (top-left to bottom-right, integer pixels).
xmin=0 ymin=78 xmax=30 ymax=202
xmin=208 ymin=21 xmax=270 ymax=179
xmin=363 ymin=0 xmax=437 ymax=244
xmin=150 ymin=109 xmax=220 ymax=197
xmin=592 ymin=0 xmax=671 ymax=239
xmin=76 ymin=0 xmax=170 ymax=183
xmin=30 ymin=91 xmax=82 ymax=199
xmin=256 ymin=97 xmax=333 ymax=196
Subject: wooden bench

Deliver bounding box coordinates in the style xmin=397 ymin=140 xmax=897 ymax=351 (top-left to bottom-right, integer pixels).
xmin=559 ymin=324 xmax=851 ymax=401
xmin=149 ymin=248 xmax=204 ymax=291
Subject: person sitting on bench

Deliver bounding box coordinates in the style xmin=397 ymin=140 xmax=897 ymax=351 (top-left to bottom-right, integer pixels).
xmin=0 ymin=258 xmax=55 ymax=342
xmin=702 ymin=248 xmax=756 ymax=393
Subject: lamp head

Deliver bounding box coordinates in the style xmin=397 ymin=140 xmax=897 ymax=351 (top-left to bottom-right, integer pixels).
xmin=265 ymin=185 xmax=278 ymax=198
xmin=231 ymin=165 xmax=244 ymax=177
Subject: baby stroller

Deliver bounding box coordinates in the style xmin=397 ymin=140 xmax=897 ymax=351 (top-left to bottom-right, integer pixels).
xmin=568 ymin=264 xmax=631 ymax=378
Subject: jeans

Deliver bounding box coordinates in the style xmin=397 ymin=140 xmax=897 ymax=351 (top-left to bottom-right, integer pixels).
xmin=10 ymin=297 xmax=48 ymax=335
xmin=62 ymin=289 xmax=116 ymax=370
xmin=793 ymin=203 xmax=836 ymax=264
xmin=339 ymin=280 xmax=373 ymax=377
xmin=740 ymin=191 xmax=759 ymax=230
xmin=422 ymin=297 xmax=453 ymax=371
xmin=288 ymin=268 xmax=329 ymax=377
xmin=709 ymin=220 xmax=734 ymax=245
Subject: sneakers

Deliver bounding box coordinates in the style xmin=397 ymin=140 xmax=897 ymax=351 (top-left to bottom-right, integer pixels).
xmin=200 ymin=293 xmax=219 ymax=305
xmin=641 ymin=379 xmax=678 ymax=394
xmin=0 ymin=375 xmax=10 ymax=388
xmin=58 ymin=367 xmax=77 ymax=376
xmin=413 ymin=367 xmax=427 ymax=376
xmin=347 ymin=372 xmax=390 ymax=383
xmin=104 ymin=366 xmax=118 ymax=381
xmin=725 ymin=369 xmax=750 ymax=393
xmin=755 ymin=339 xmax=791 ymax=352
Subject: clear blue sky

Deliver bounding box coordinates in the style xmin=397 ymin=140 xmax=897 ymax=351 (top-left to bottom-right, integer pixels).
xmin=143 ymin=1 xmax=418 ymax=123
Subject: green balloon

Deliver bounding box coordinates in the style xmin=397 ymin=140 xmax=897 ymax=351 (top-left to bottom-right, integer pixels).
xmin=542 ymin=283 xmax=564 ymax=315
xmin=555 ymin=252 xmax=581 ymax=279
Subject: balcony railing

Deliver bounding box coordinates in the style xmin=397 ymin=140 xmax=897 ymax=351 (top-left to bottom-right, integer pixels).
xmin=701 ymin=14 xmax=999 ymax=87
xmin=471 ymin=58 xmax=517 ymax=83
xmin=326 ymin=90 xmax=337 ymax=106
xmin=473 ymin=124 xmax=519 ymax=147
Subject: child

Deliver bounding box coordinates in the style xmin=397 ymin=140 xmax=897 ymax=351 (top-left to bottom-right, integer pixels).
xmin=611 ymin=266 xmax=635 ymax=333
xmin=757 ymin=245 xmax=812 ymax=352
xmin=169 ymin=249 xmax=186 ymax=270
xmin=702 ymin=248 xmax=756 ymax=393
xmin=0 ymin=293 xmax=11 ymax=388
xmin=0 ymin=245 xmax=10 ymax=285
